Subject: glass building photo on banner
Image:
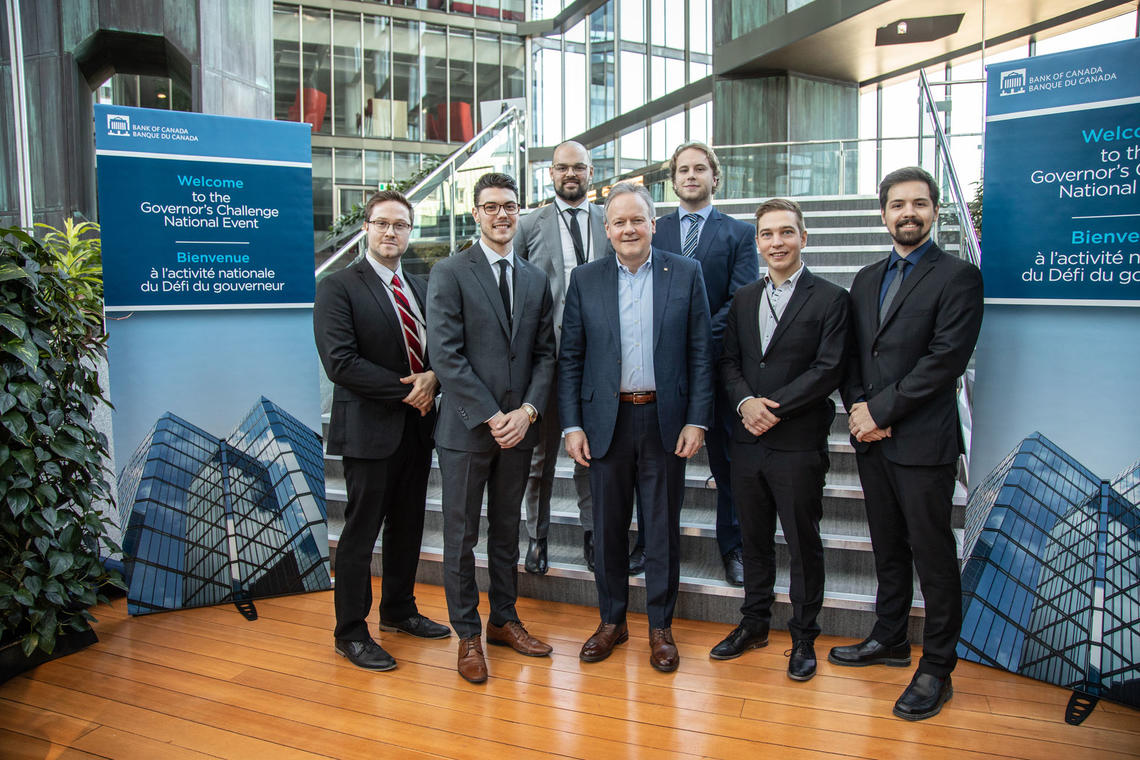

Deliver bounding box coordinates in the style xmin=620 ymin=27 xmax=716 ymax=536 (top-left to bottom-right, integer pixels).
xmin=117 ymin=397 xmax=331 ymax=616
xmin=958 ymin=433 xmax=1140 ymax=711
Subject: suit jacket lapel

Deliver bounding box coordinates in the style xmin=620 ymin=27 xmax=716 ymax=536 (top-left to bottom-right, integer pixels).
xmin=877 ymin=245 xmax=939 ymax=334
xmin=652 ymin=249 xmax=672 ymax=352
xmin=588 ymin=205 xmax=608 ymax=261
xmin=540 ymin=205 xmax=564 ymax=292
xmin=691 ymin=208 xmax=721 ymax=261
xmin=511 ymin=257 xmax=535 ymax=342
xmin=355 ymin=260 xmax=401 ymax=337
xmin=406 ymin=272 xmax=428 ymax=314
xmin=468 ymin=243 xmax=511 ymax=337
xmin=600 ymin=256 xmax=622 ymax=353
xmin=763 ymin=269 xmax=814 ymax=358
xmin=655 ymin=212 xmax=680 ymax=254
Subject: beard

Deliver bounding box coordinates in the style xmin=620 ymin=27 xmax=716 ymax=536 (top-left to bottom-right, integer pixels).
xmin=890 ymin=218 xmax=930 ymax=247
xmin=555 ymin=178 xmax=587 ymax=202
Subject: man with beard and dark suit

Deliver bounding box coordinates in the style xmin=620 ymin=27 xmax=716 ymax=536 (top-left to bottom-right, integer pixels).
xmin=314 ymin=190 xmax=450 ymax=672
xmin=711 ymin=198 xmax=850 ymax=682
xmin=640 ymin=141 xmax=758 ymax=586
xmin=515 ymin=140 xmax=608 ymax=574
xmin=427 ymin=172 xmax=557 ymax=684
xmin=829 ymin=166 xmax=983 ymax=722
xmin=559 ymin=181 xmax=713 ymax=673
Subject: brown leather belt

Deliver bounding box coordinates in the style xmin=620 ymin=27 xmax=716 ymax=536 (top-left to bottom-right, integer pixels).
xmin=619 ymin=391 xmax=657 ymax=404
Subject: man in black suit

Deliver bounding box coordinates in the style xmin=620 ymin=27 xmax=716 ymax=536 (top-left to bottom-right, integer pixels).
xmin=643 ymin=141 xmax=759 ymax=586
xmin=559 ymin=182 xmax=714 ymax=673
xmin=314 ymin=190 xmax=450 ymax=672
xmin=711 ymin=198 xmax=850 ymax=682
xmin=830 ymin=167 xmax=983 ymax=721
xmin=427 ymin=173 xmax=557 ymax=684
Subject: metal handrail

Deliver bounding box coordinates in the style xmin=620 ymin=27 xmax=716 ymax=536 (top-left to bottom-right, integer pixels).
xmin=314 ymin=106 xmax=524 ymax=277
xmin=918 ymin=70 xmax=982 ymax=267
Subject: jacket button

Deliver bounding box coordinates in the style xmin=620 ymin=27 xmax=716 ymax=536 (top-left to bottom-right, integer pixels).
xmin=759 ymin=362 xmax=766 ymax=368
xmin=867 ymin=383 xmax=874 ymax=391
xmin=873 ymin=350 xmax=879 ymax=357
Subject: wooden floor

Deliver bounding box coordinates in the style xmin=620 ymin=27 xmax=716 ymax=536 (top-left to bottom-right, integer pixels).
xmin=2 ymin=582 xmax=1137 ymax=760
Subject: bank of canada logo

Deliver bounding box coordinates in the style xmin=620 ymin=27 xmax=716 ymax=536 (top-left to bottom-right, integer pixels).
xmin=999 ymin=69 xmax=1027 ymax=97
xmin=107 ymin=114 xmax=131 ymax=136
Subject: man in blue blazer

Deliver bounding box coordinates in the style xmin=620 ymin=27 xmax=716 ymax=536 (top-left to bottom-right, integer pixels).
xmin=647 ymin=141 xmax=759 ymax=585
xmin=559 ymin=182 xmax=714 ymax=673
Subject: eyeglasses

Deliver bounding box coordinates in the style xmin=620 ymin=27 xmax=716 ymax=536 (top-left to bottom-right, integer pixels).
xmin=476 ymin=202 xmax=520 ymax=215
xmin=552 ymin=164 xmax=590 ymax=175
xmin=366 ymin=220 xmax=412 ymax=233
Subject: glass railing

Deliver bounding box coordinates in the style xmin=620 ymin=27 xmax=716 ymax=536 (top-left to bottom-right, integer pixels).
xmin=315 ymin=106 xmax=524 ymax=414
xmin=315 ymin=105 xmax=524 ymax=283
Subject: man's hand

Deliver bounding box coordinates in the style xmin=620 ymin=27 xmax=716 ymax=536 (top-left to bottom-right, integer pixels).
xmin=488 ymin=408 xmax=531 ymax=449
xmin=740 ymin=397 xmax=781 ymax=437
xmin=849 ymin=401 xmax=892 ymax=442
xmin=400 ymin=370 xmax=438 ymax=416
xmin=674 ymin=425 xmax=705 ymax=459
xmin=565 ymin=430 xmax=591 ymax=467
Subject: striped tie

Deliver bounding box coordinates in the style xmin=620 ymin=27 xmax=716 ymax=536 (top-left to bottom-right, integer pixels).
xmin=390 ymin=273 xmax=425 ymax=373
xmin=681 ymin=212 xmax=702 ymax=257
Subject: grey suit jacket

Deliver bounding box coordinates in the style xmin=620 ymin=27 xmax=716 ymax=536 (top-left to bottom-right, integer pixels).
xmin=426 ymin=242 xmax=557 ymax=453
xmin=515 ymin=201 xmax=609 ymax=347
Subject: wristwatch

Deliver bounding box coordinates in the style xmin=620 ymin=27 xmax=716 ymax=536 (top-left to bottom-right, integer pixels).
xmin=523 ymin=403 xmax=538 ymax=424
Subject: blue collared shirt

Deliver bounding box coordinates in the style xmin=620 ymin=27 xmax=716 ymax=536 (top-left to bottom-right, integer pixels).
xmin=678 ymin=204 xmax=714 ymax=248
xmin=878 ymin=237 xmax=934 ymax=307
xmin=618 ymin=253 xmax=655 ymax=392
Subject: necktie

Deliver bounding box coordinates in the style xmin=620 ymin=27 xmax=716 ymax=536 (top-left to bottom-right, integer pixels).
xmin=567 ymin=208 xmax=586 ymax=266
xmin=681 ymin=212 xmax=702 ymax=258
xmin=390 ymin=273 xmax=424 ymax=373
xmin=497 ymin=259 xmax=512 ymax=328
xmin=879 ymin=259 xmax=909 ymax=324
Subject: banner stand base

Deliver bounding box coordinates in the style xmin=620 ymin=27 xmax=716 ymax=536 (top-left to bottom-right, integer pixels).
xmin=1064 ymin=691 xmax=1098 ymax=725
xmin=233 ymin=593 xmax=259 ymax=621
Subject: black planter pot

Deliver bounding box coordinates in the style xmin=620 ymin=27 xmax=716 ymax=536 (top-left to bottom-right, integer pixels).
xmin=0 ymin=627 xmax=99 ymax=684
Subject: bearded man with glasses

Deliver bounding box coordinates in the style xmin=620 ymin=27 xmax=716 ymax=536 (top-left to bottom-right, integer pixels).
xmin=314 ymin=190 xmax=450 ymax=673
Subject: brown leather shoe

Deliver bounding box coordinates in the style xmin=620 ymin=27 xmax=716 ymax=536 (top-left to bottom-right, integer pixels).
xmin=486 ymin=620 xmax=553 ymax=657
xmin=579 ymin=621 xmax=629 ymax=662
xmin=649 ymin=627 xmax=679 ymax=673
xmin=457 ymin=636 xmax=488 ymax=683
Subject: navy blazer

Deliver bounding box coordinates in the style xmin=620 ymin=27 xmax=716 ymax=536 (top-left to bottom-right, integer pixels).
xmin=558 ymin=248 xmax=715 ymax=459
xmin=841 ymin=242 xmax=984 ymax=466
xmin=654 ymin=206 xmax=758 ymax=350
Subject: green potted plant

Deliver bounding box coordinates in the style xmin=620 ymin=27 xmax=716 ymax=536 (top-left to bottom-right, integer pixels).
xmin=0 ymin=221 xmax=124 ymax=683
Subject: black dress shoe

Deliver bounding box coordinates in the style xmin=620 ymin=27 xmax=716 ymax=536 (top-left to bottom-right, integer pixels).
xmin=335 ymin=638 xmax=396 ymax=671
xmin=525 ymin=537 xmax=548 ymax=575
xmin=628 ymin=546 xmax=646 ymax=576
xmin=379 ymin=613 xmax=451 ymax=639
xmin=709 ymin=622 xmax=769 ymax=660
xmin=583 ymin=530 xmax=595 ymax=572
xmin=722 ymin=548 xmax=744 ymax=586
xmin=787 ymin=640 xmax=817 ymax=681
xmin=827 ymin=636 xmax=911 ymax=667
xmin=893 ymin=673 xmax=953 ymax=721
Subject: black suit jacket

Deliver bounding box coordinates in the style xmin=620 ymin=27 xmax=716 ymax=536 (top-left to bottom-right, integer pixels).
xmin=841 ymin=242 xmax=984 ymax=466
xmin=313 ymin=258 xmax=435 ymax=459
xmin=719 ymin=268 xmax=850 ymax=451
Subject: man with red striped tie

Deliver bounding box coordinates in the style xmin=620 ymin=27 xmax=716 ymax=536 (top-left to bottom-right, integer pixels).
xmin=315 ymin=190 xmax=451 ymax=672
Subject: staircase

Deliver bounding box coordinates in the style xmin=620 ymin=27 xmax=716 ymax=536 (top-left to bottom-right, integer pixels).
xmin=323 ymin=194 xmax=967 ymax=640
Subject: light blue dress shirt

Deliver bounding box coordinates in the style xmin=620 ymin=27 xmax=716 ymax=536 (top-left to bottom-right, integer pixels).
xmin=618 ymin=253 xmax=655 ymax=392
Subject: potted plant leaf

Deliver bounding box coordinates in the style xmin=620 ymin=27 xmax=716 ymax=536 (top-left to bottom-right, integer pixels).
xmin=0 ymin=221 xmax=124 ymax=683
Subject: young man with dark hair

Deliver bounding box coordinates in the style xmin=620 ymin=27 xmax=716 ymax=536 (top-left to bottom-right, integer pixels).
xmin=710 ymin=198 xmax=850 ymax=681
xmin=831 ymin=166 xmax=983 ymax=721
xmin=315 ymin=189 xmax=449 ymax=672
xmin=427 ymin=172 xmax=557 ymax=683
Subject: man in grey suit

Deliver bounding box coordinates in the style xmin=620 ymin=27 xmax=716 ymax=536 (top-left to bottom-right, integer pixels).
xmin=516 ymin=140 xmax=608 ymax=574
xmin=426 ymin=172 xmax=558 ymax=684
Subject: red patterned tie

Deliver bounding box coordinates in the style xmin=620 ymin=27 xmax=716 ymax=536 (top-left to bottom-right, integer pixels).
xmin=390 ymin=274 xmax=424 ymax=373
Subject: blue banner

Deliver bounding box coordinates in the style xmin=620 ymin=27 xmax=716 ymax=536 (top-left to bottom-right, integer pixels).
xmin=981 ymin=38 xmax=1140 ymax=305
xmin=95 ymin=106 xmax=330 ymax=616
xmin=95 ymin=105 xmax=314 ymax=309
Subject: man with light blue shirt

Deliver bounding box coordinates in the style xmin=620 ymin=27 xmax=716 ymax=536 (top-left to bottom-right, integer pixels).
xmin=643 ymin=142 xmax=759 ymax=586
xmin=558 ymin=182 xmax=714 ymax=673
